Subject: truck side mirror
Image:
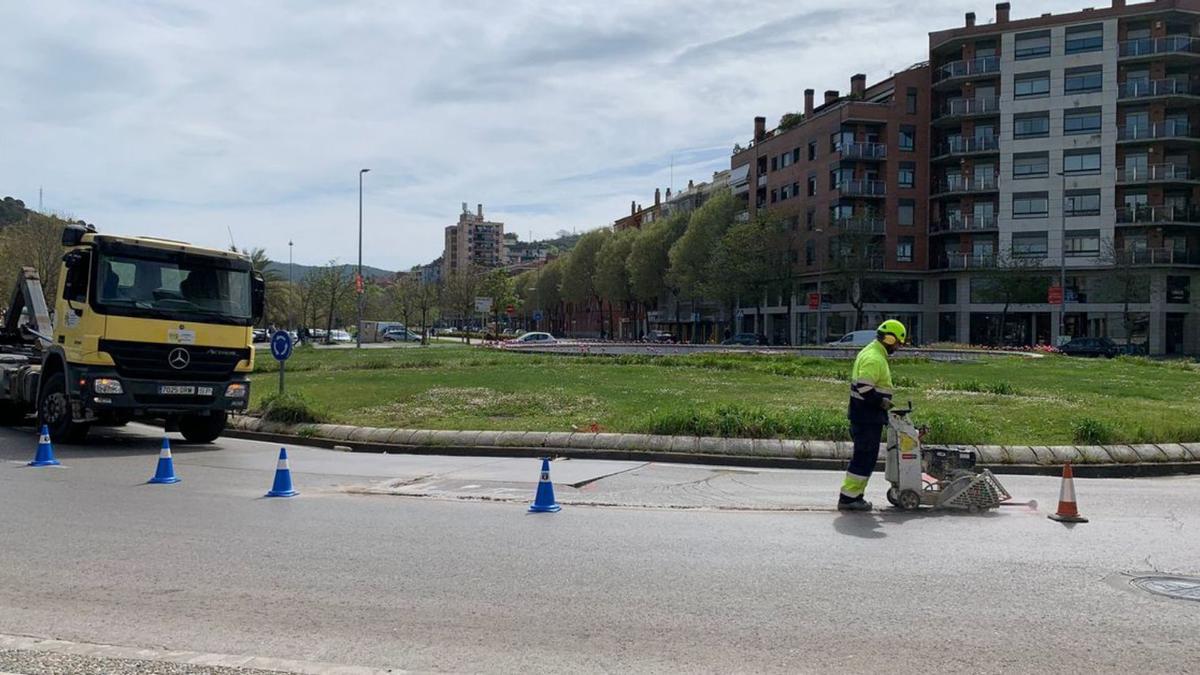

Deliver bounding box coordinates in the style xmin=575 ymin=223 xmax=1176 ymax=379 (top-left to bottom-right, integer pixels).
xmin=251 ymin=272 xmax=266 ymax=321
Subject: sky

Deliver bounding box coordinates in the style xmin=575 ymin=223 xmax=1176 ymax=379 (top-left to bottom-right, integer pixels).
xmin=1 ymin=0 xmax=1089 ymax=271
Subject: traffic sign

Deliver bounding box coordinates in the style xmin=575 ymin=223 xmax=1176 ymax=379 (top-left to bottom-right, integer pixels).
xmin=808 ymin=292 xmax=820 ymax=310
xmin=474 ymin=297 xmax=493 ymax=313
xmin=1047 ymin=286 xmax=1064 ymax=305
xmin=532 ymin=310 xmax=543 ymax=322
xmin=270 ymin=330 xmax=293 ymax=361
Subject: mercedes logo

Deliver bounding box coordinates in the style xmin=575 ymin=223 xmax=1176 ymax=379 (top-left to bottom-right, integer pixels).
xmin=168 ymin=347 xmax=191 ymax=370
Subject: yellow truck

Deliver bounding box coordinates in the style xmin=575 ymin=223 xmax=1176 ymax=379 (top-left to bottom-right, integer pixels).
xmin=0 ymin=223 xmax=264 ymax=443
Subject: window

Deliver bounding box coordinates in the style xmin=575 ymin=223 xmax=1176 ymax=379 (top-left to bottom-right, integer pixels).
xmin=1012 ymin=231 xmax=1049 ymax=258
xmin=898 ymin=199 xmax=915 ymax=226
xmin=1065 ymin=24 xmax=1103 ymax=54
xmin=791 ymin=181 xmax=800 ymax=198
xmin=1064 ymin=189 xmax=1101 ymax=216
xmin=1015 ymin=31 xmax=1051 ymax=59
xmin=1064 ymin=66 xmax=1103 ymax=94
xmin=806 ymin=208 xmax=815 ymax=230
xmin=807 ymin=141 xmax=817 ymax=161
xmin=1014 ymin=72 xmax=1051 ymax=98
xmin=898 ymin=162 xmax=915 ymax=188
xmin=770 ymin=188 xmax=778 ymax=203
xmin=792 ymin=148 xmax=801 ymax=164
xmin=1064 ymin=148 xmax=1101 ymax=175
xmin=939 ymin=278 xmax=958 ymax=304
xmin=781 ymin=152 xmax=793 ymax=168
xmin=805 ymin=240 xmax=815 ymax=266
xmin=1014 ymin=112 xmax=1050 ymax=139
xmin=1064 ymin=107 xmax=1102 ymax=135
xmin=770 ymin=157 xmax=778 ymax=172
xmin=1065 ymin=229 xmax=1100 ymax=257
xmin=807 ymin=174 xmax=816 ymax=196
xmin=1013 ymin=192 xmax=1049 ymax=218
xmin=62 ymin=251 xmax=90 ymax=303
xmin=829 ymin=132 xmax=839 ymax=153
xmin=906 ymin=87 xmax=918 ymax=114
xmin=897 ymin=237 xmax=914 ymax=263
xmin=780 ymin=184 xmax=791 ymax=200
xmin=1013 ymin=152 xmax=1050 ymax=179
xmin=899 ymin=126 xmax=915 ymax=151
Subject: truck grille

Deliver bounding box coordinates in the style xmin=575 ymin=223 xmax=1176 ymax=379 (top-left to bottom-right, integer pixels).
xmin=99 ymin=339 xmax=249 ymax=382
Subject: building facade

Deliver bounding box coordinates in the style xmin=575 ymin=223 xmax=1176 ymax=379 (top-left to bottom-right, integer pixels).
xmin=442 ymin=203 xmax=506 ymax=278
xmin=726 ymin=0 xmax=1200 ymax=355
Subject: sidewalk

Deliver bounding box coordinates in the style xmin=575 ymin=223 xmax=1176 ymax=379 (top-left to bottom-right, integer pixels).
xmin=227 ymin=416 xmax=1200 ymax=478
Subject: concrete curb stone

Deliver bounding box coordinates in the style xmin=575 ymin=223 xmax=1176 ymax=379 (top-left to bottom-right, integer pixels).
xmin=726 ymin=438 xmax=755 ymax=456
xmin=752 ymin=438 xmax=783 ymax=457
xmin=1180 ymin=443 xmax=1200 ymax=461
xmin=521 ymin=431 xmax=549 ymax=448
xmin=324 ymin=425 xmax=356 ymax=441
xmin=542 ymin=431 xmax=573 ymax=448
xmin=1003 ymin=446 xmax=1038 ymax=464
xmin=697 ymin=436 xmax=726 ymax=455
xmin=1103 ymin=444 xmax=1141 ymax=464
xmin=387 ymin=428 xmax=416 ymax=445
xmin=1075 ymin=445 xmax=1112 ymax=463
xmin=495 ymin=431 xmax=529 ymax=447
xmin=670 ymin=436 xmax=699 ymax=454
xmin=975 ymin=446 xmax=1005 ymax=464
xmin=406 ymin=429 xmax=433 ymax=446
xmin=365 ymin=427 xmax=394 ymax=444
xmin=1128 ymin=444 xmax=1168 ymax=462
xmin=1155 ymin=443 xmax=1194 ymax=462
xmin=473 ymin=430 xmax=500 ymax=447
xmin=832 ymin=441 xmax=855 ymax=461
xmin=347 ymin=426 xmax=375 ymax=442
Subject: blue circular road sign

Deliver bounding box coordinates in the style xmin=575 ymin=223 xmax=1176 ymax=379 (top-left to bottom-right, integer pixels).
xmin=533 ymin=310 xmax=544 ymax=322
xmin=270 ymin=330 xmax=293 ymax=361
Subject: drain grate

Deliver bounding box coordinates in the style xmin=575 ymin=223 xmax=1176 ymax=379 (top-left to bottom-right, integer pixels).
xmin=1130 ymin=575 xmax=1200 ymax=602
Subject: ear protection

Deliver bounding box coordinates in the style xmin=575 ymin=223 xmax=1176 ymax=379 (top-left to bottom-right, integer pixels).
xmin=879 ymin=331 xmax=898 ymax=347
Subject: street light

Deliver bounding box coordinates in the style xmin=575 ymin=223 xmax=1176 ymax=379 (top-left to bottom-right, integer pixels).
xmin=1056 ymin=171 xmax=1068 ymax=343
xmin=356 ymin=168 xmax=370 ymax=349
xmin=814 ymin=227 xmax=825 ymax=344
xmin=288 ymin=240 xmax=294 ymax=331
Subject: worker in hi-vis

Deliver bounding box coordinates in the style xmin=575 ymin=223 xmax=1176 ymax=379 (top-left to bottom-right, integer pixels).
xmin=838 ymin=319 xmax=907 ymax=512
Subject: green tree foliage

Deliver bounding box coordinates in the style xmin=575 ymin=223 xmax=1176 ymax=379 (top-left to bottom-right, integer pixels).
xmin=668 ymin=190 xmax=736 ymax=301
xmin=713 ymin=212 xmax=791 ymax=332
xmin=975 ymin=251 xmax=1050 ymax=345
xmin=560 ymin=229 xmax=610 ymax=304
xmin=627 ymin=212 xmax=687 ymax=306
xmin=594 ymin=228 xmax=635 ymax=306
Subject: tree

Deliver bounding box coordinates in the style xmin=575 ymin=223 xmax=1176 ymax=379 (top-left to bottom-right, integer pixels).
xmin=714 ymin=212 xmax=791 ymax=338
xmin=561 ymin=229 xmax=610 ymax=336
xmin=827 ymin=228 xmax=884 ymax=330
xmin=387 ymin=275 xmax=420 ymax=332
xmin=308 ymin=260 xmax=354 ymax=342
xmin=535 ymin=258 xmax=564 ymax=333
xmin=0 ymin=213 xmax=68 ymax=297
xmin=415 ymin=280 xmax=440 ymax=345
xmin=1098 ymin=238 xmax=1155 ymax=348
xmin=479 ymin=268 xmax=516 ymax=337
xmin=975 ymin=251 xmax=1049 ymax=346
xmin=443 ymin=268 xmax=482 ymax=344
xmin=594 ymin=229 xmax=635 ymax=338
xmin=668 ymin=191 xmax=736 ymax=340
xmin=627 ymin=212 xmax=688 ymax=337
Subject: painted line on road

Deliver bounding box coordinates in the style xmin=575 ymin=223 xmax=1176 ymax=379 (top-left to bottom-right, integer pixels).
xmin=0 ymin=633 xmax=403 ymax=675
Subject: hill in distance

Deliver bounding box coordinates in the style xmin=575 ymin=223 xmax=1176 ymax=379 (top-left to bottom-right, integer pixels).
xmin=264 ymin=261 xmax=395 ymax=281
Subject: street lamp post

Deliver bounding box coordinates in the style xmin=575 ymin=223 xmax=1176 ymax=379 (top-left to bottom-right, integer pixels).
xmin=288 ymin=240 xmax=294 ymax=331
xmin=357 ymin=168 xmax=370 ymax=349
xmin=814 ymin=227 xmax=825 ymax=344
xmin=1056 ymin=171 xmax=1067 ymax=343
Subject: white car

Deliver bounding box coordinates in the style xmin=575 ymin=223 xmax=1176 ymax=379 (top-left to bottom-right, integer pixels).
xmin=509 ymin=332 xmax=556 ymax=345
xmin=828 ymin=330 xmax=877 ymax=347
xmin=329 ymin=330 xmax=352 ymax=343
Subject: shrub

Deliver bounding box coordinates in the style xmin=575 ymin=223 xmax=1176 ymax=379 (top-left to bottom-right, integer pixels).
xmin=1073 ymin=417 xmax=1114 ymax=445
xmin=258 ymin=392 xmax=326 ymax=425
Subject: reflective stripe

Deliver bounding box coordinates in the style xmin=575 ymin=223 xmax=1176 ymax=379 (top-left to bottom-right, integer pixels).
xmin=840 ymin=472 xmax=870 ymax=498
xmin=277 ymin=459 xmax=289 ymax=470
xmin=875 ymin=387 xmax=893 ymax=396
xmin=1059 ymin=476 xmax=1076 ymax=503
xmin=159 ymin=448 xmax=171 ymax=458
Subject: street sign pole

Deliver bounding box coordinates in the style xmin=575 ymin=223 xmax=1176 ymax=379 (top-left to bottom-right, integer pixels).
xmin=271 ymin=330 xmax=294 ymax=395
xmin=279 ymin=357 xmax=285 ymax=395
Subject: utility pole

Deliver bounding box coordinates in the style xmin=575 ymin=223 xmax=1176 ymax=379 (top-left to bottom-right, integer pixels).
xmin=357 ymin=168 xmax=370 ymax=349
xmin=288 ymin=240 xmax=294 ymax=331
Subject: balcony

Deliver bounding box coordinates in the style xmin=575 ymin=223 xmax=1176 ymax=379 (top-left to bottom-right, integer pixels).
xmin=935 ymin=253 xmax=998 ymax=270
xmin=838 ymin=179 xmax=886 ymax=198
xmin=1115 ymin=247 xmax=1200 ymax=266
xmin=933 ymin=97 xmax=1001 ymax=123
xmin=1119 ymin=36 xmax=1200 ymax=61
xmin=757 ymin=174 xmax=768 ymax=188
xmin=840 ymin=142 xmax=887 ymax=161
xmin=931 ymin=174 xmax=999 ymax=196
xmin=1116 ymin=163 xmax=1198 ymax=185
xmin=833 ymin=216 xmax=886 ymax=234
xmin=1115 ymin=204 xmax=1200 ymax=226
xmin=933 ymin=55 xmax=1000 ymax=85
xmin=1117 ymin=78 xmax=1200 ymax=102
xmin=932 ymin=135 xmax=1000 ymax=160
xmin=1117 ymin=121 xmax=1200 ymax=143
xmin=928 ymin=213 xmax=999 ymax=234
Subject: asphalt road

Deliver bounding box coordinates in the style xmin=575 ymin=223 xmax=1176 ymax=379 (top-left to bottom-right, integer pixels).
xmin=1 ymin=425 xmax=1198 ymax=674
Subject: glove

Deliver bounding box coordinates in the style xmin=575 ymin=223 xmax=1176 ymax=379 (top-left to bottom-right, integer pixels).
xmin=881 ymin=399 xmax=895 ymax=411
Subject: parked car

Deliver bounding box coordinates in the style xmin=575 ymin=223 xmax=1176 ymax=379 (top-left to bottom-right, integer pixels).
xmin=646 ymin=330 xmax=676 ymax=344
xmin=382 ymin=327 xmax=421 ymax=342
xmin=252 ymin=328 xmax=269 ymax=343
xmin=328 ymin=329 xmax=352 ymax=343
xmin=721 ymin=333 xmax=759 ymax=346
xmin=508 ymin=332 xmax=556 ymax=345
xmin=1116 ymin=341 xmax=1148 ymax=356
xmin=1059 ymin=336 xmax=1119 ymax=358
xmin=828 ymin=330 xmax=877 ymax=347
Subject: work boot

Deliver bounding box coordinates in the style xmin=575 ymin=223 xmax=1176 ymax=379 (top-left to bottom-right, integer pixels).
xmin=837 ymin=498 xmax=873 ymax=512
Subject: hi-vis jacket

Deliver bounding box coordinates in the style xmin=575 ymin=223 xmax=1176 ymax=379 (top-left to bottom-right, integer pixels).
xmin=847 ymin=340 xmax=894 ymax=425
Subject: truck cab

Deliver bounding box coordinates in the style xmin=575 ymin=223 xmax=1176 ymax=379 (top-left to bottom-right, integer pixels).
xmin=31 ymin=225 xmax=264 ymax=442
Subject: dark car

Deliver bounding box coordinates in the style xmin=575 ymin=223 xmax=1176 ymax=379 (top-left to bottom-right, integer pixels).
xmin=1060 ymin=336 xmax=1119 ymax=358
xmin=721 ymin=333 xmax=759 ymax=346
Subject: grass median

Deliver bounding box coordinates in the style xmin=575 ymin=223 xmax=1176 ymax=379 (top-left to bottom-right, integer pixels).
xmin=249 ymin=345 xmax=1200 ymax=446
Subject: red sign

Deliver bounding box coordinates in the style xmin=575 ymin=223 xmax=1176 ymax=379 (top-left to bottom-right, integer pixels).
xmin=505 ymin=304 xmax=515 ymax=316
xmin=1047 ymin=286 xmax=1063 ymax=305
xmin=808 ymin=292 xmax=821 ymax=310
xmin=355 ymin=274 xmax=365 ymax=295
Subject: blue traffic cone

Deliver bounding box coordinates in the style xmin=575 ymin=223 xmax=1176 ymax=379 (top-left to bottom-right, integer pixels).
xmin=528 ymin=457 xmax=561 ymax=513
xmin=148 ymin=437 xmax=180 ymax=484
xmin=28 ymin=425 xmax=61 ymax=467
xmin=265 ymin=448 xmax=298 ymax=498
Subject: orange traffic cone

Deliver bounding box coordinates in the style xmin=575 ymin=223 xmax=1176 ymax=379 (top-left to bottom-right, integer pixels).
xmin=1048 ymin=462 xmax=1088 ymax=523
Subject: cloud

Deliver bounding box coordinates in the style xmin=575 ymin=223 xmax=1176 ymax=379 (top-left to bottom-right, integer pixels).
xmin=0 ymin=0 xmax=1090 ymax=271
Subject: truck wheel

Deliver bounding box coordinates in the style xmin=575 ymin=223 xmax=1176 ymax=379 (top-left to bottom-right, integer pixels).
xmin=179 ymin=411 xmax=227 ymax=444
xmin=38 ymin=372 xmax=90 ymax=443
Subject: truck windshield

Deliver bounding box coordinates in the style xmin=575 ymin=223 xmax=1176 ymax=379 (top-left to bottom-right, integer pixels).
xmin=93 ymin=246 xmax=253 ymax=326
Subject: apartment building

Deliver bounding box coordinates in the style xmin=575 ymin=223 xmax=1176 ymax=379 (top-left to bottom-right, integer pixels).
xmin=731 ymin=66 xmax=933 ymax=344
xmin=728 ymin=0 xmax=1200 ymax=354
xmin=442 ymin=203 xmax=506 ymax=278
xmin=929 ymin=0 xmax=1199 ymax=354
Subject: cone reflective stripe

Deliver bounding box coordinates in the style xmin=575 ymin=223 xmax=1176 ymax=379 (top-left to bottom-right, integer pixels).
xmin=266 ymin=447 xmax=298 ymax=498
xmin=148 ymin=437 xmax=181 ymax=484
xmin=1049 ymin=462 xmax=1088 ymax=523
xmin=28 ymin=424 xmax=61 ymax=467
xmin=528 ymin=457 xmax=561 ymax=513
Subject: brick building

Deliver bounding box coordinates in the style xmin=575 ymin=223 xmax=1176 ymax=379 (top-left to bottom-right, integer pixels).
xmin=442 ymin=203 xmax=505 ymax=278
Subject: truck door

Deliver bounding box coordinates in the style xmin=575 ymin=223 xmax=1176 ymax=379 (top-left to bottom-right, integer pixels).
xmin=56 ymin=249 xmax=105 ymax=363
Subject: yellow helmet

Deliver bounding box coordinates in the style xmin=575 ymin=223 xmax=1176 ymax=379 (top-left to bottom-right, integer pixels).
xmin=877 ymin=319 xmax=907 ymax=345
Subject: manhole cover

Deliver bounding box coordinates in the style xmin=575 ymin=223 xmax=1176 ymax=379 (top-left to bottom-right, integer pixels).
xmin=1130 ymin=575 xmax=1200 ymax=602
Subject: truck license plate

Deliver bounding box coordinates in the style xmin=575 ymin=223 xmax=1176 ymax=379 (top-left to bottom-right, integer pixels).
xmin=159 ymin=385 xmax=196 ymax=395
